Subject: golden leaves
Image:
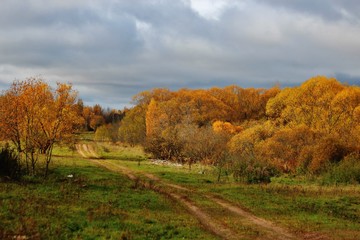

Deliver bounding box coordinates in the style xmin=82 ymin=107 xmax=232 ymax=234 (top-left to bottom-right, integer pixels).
xmin=0 ymin=77 xmax=81 ymax=175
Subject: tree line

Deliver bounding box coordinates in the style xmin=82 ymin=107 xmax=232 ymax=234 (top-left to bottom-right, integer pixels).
xmin=1 ymin=76 xmax=359 ymax=183
xmin=117 ymin=76 xmax=360 ymax=183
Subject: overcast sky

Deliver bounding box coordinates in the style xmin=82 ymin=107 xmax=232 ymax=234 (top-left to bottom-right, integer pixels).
xmin=1 ymin=0 xmax=360 ymax=108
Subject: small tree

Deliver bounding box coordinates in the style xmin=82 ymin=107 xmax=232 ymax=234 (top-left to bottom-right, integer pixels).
xmin=0 ymin=78 xmax=82 ymax=177
xmin=95 ymin=124 xmax=119 ymax=143
xmin=118 ymin=106 xmax=146 ymax=146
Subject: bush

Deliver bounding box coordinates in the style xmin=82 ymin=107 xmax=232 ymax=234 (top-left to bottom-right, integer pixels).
xmin=144 ymin=135 xmax=183 ymax=161
xmin=95 ymin=124 xmax=119 ymax=143
xmin=0 ymin=145 xmax=22 ymax=180
xmin=233 ymin=157 xmax=279 ymax=184
xmin=323 ymin=153 xmax=360 ymax=184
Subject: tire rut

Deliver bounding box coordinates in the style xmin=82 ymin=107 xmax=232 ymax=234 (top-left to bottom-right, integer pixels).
xmin=207 ymin=196 xmax=298 ymax=240
xmin=90 ymin=159 xmax=241 ymax=240
xmin=76 ymin=144 xmax=101 ymax=159
xmin=77 ymin=144 xmax=300 ymax=240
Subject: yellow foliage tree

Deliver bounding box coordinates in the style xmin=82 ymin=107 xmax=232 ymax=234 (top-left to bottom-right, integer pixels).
xmin=118 ymin=105 xmax=146 ymax=146
xmin=257 ymin=125 xmax=317 ymax=172
xmin=228 ymin=121 xmax=276 ymax=159
xmin=145 ymin=98 xmax=170 ymax=137
xmin=266 ymin=76 xmax=357 ymax=135
xmin=212 ymin=121 xmax=242 ymax=135
xmin=0 ymin=78 xmax=82 ymax=176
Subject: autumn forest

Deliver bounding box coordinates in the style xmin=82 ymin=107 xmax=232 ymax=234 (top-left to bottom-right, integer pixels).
xmin=1 ymin=76 xmax=359 ymax=183
xmin=117 ymin=75 xmax=360 ymax=183
xmin=0 ymin=76 xmax=360 ymax=182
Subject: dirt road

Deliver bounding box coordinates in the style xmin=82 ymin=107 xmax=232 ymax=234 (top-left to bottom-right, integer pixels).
xmin=77 ymin=144 xmax=301 ymax=240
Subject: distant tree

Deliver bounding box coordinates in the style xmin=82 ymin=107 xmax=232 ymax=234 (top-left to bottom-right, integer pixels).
xmin=145 ymin=98 xmax=166 ymax=137
xmin=94 ymin=125 xmax=110 ymax=142
xmin=103 ymin=108 xmax=124 ymax=124
xmin=80 ymin=104 xmax=106 ymax=131
xmin=132 ymin=88 xmax=174 ymax=106
xmin=95 ymin=124 xmax=120 ymax=143
xmin=89 ymin=115 xmax=105 ymax=131
xmin=178 ymin=124 xmax=230 ymax=172
xmin=118 ymin=105 xmax=146 ymax=146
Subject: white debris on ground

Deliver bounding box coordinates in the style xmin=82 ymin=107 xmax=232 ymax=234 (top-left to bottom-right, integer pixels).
xmin=150 ymin=159 xmax=183 ymax=167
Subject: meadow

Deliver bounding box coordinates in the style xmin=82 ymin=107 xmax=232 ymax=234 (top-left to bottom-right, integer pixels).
xmin=0 ymin=145 xmax=216 ymax=240
xmin=96 ymin=141 xmax=360 ymax=239
xmin=0 ymin=140 xmax=359 ymax=239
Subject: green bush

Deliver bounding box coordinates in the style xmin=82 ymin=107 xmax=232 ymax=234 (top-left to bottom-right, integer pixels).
xmin=0 ymin=145 xmax=23 ymax=180
xmin=323 ymin=153 xmax=360 ymax=184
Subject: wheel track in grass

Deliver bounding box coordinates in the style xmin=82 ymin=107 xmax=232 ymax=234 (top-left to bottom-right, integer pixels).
xmin=76 ymin=144 xmax=100 ymax=159
xmin=90 ymin=159 xmax=241 ymax=240
xmin=77 ymin=144 xmax=306 ymax=240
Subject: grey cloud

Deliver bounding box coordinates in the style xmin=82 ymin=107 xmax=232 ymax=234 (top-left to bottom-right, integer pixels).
xmin=335 ymin=73 xmax=360 ymax=86
xmin=256 ymin=0 xmax=360 ymax=22
xmin=0 ymin=10 xmax=142 ymax=68
xmin=0 ymin=0 xmax=359 ymax=109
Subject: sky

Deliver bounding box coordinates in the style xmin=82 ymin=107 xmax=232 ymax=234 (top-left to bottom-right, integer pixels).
xmin=1 ymin=0 xmax=360 ymax=109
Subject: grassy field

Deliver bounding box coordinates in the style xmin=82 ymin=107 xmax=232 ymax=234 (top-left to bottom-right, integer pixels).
xmin=95 ymin=142 xmax=360 ymax=239
xmin=1 ymin=140 xmax=360 ymax=239
xmin=0 ymin=146 xmax=216 ymax=240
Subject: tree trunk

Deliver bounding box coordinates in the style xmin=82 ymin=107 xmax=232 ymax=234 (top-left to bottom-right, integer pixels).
xmin=217 ymin=167 xmax=222 ymax=182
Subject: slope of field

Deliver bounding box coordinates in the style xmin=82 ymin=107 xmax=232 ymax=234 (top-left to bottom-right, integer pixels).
xmin=88 ymin=142 xmax=360 ymax=240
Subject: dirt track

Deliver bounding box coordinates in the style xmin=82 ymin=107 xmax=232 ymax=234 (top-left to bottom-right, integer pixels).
xmin=77 ymin=144 xmax=302 ymax=240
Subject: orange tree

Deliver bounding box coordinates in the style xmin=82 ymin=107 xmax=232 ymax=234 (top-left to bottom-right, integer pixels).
xmin=0 ymin=77 xmax=82 ymax=177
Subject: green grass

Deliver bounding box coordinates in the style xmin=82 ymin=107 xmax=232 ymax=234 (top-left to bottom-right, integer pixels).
xmin=99 ymin=144 xmax=360 ymax=239
xmin=97 ymin=146 xmax=217 ymax=186
xmin=0 ymin=149 xmax=217 ymax=240
xmin=208 ymin=184 xmax=360 ymax=235
xmin=3 ymin=138 xmax=359 ymax=239
xmin=96 ymin=142 xmax=148 ymax=162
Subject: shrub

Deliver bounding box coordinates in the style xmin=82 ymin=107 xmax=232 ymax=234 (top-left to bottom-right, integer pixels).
xmin=257 ymin=125 xmax=316 ymax=173
xmin=144 ymin=135 xmax=183 ymax=161
xmin=0 ymin=145 xmax=23 ymax=180
xmin=233 ymin=157 xmax=279 ymax=184
xmin=323 ymin=153 xmax=360 ymax=184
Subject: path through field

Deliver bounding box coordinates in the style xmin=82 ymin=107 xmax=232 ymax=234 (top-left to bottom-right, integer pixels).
xmin=76 ymin=144 xmax=100 ymax=159
xmin=76 ymin=144 xmax=302 ymax=240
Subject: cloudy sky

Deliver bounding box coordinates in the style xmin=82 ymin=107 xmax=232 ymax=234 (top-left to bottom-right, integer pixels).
xmin=1 ymin=0 xmax=360 ymax=108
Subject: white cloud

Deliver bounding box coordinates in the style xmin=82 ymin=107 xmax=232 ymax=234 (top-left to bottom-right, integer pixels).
xmin=188 ymin=0 xmax=245 ymax=20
